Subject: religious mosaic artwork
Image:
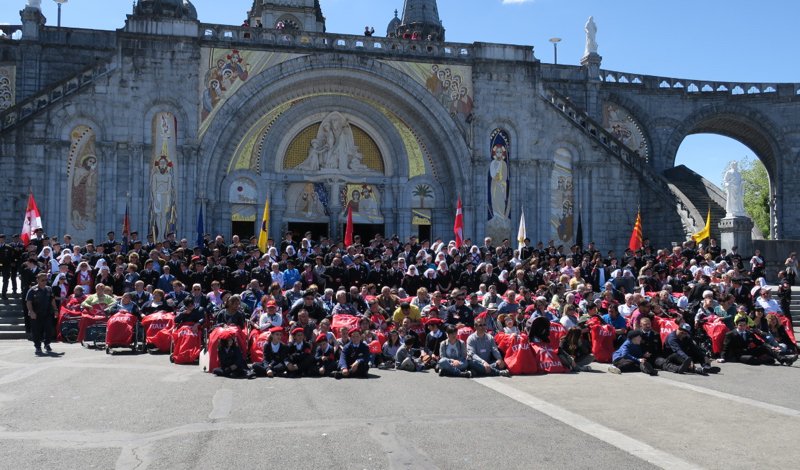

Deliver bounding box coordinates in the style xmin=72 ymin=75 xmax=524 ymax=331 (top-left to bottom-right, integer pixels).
xmin=284 ymin=112 xmax=384 ymax=174
xmin=551 ymin=148 xmax=575 ymax=246
xmin=381 ymin=61 xmax=474 ymax=122
xmin=487 ymin=129 xmax=511 ymax=242
xmin=411 ymin=183 xmax=434 ymax=226
xmin=66 ymin=125 xmax=97 ymax=241
xmin=0 ymin=65 xmax=15 ymax=111
xmin=149 ymin=112 xmax=178 ymax=239
xmin=341 ymin=184 xmax=382 ymax=224
xmin=602 ymin=103 xmax=650 ymax=160
xmin=199 ymin=48 xmax=304 ymax=135
xmin=286 ymin=183 xmax=330 ymax=220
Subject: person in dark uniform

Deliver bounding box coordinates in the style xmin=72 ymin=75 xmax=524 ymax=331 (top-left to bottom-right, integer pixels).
xmin=25 ymin=273 xmax=58 ymax=355
xmin=336 ymin=328 xmax=371 ymax=378
xmin=314 ymin=333 xmax=339 ymax=376
xmin=253 ymin=326 xmax=290 ymax=377
xmin=0 ymin=234 xmax=13 ymax=299
xmin=286 ymin=327 xmax=315 ymax=376
xmin=8 ymin=234 xmax=23 ymax=295
xmin=212 ymin=332 xmax=254 ymax=378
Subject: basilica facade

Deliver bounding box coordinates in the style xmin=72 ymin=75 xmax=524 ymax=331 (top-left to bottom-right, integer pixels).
xmin=2 ymin=0 xmax=799 ymax=249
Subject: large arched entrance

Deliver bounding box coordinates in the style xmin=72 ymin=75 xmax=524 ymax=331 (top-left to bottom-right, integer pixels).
xmin=198 ymin=54 xmax=470 ymax=243
xmin=662 ymin=106 xmax=786 ymax=239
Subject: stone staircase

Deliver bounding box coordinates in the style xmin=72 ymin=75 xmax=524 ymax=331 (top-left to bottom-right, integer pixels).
xmin=0 ymin=60 xmax=115 ymax=134
xmin=0 ymin=293 xmax=27 ymax=340
xmin=663 ymin=165 xmax=727 ymax=240
xmin=543 ymin=89 xmax=685 ymax=241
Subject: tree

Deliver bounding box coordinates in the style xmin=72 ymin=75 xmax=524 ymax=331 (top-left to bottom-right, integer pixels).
xmin=737 ymin=157 xmax=771 ymax=238
xmin=412 ymin=184 xmax=432 ymax=209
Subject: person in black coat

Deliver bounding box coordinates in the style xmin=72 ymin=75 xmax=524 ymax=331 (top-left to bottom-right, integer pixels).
xmin=253 ymin=327 xmax=290 ymax=377
xmin=174 ymin=298 xmax=204 ymax=325
xmin=314 ymin=333 xmax=339 ymax=376
xmin=637 ymin=317 xmax=662 ymax=364
xmin=656 ymin=323 xmax=710 ymax=374
xmin=337 ymin=328 xmax=370 ymax=378
xmin=286 ymin=328 xmax=315 ymax=376
xmin=214 ymin=295 xmax=246 ymax=329
xmin=721 ymin=317 xmax=783 ymax=365
xmin=212 ymin=335 xmax=253 ymax=378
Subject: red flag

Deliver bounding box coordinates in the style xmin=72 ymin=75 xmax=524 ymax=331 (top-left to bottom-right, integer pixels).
xmin=628 ymin=210 xmax=643 ymax=252
xmin=21 ymin=192 xmax=42 ymax=247
xmin=344 ymin=205 xmax=354 ymax=247
xmin=453 ymin=198 xmax=464 ymax=248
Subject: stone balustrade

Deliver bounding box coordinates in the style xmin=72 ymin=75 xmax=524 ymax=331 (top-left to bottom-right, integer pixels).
xmin=599 ymin=68 xmax=800 ymax=96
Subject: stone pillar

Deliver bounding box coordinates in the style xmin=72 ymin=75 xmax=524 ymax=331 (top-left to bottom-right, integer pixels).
xmin=537 ymin=160 xmax=555 ymax=243
xmin=719 ymin=217 xmax=754 ymax=256
xmin=328 ymin=180 xmax=342 ymax=242
xmin=270 ymin=180 xmax=287 ymax=243
xmin=580 ymin=52 xmax=603 ymax=120
xmin=20 ymin=6 xmax=45 ymax=41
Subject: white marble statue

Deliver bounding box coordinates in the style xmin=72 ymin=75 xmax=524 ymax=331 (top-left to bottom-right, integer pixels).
xmin=296 ymin=112 xmax=370 ymax=172
xmin=27 ymin=0 xmax=42 ymax=10
xmin=585 ymin=16 xmax=598 ymax=56
xmin=723 ymin=161 xmax=747 ymax=218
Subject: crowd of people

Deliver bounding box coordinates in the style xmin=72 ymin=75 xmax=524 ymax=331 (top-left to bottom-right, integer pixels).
xmin=1 ymin=227 xmax=797 ymax=379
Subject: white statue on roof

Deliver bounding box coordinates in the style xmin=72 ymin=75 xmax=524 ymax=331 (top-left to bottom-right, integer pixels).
xmin=27 ymin=0 xmax=42 ymax=10
xmin=585 ymin=16 xmax=598 ymax=56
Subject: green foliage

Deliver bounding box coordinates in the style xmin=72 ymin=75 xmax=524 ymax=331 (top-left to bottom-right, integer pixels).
xmin=737 ymin=157 xmax=771 ymax=238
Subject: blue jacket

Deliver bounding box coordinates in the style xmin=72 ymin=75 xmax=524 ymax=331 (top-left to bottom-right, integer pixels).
xmin=612 ymin=339 xmax=643 ymax=363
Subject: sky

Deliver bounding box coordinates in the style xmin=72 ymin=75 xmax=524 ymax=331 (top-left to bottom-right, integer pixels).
xmin=2 ymin=0 xmax=796 ymax=186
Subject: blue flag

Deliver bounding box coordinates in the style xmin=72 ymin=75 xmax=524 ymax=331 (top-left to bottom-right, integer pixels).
xmin=196 ymin=207 xmax=204 ymax=249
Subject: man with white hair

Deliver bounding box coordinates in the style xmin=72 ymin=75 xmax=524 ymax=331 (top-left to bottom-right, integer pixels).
xmin=755 ymin=288 xmax=782 ymax=314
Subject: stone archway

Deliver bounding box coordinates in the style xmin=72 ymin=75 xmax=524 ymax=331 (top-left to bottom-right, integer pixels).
xmin=661 ymin=105 xmax=788 ymax=238
xmin=198 ymin=54 xmax=471 ymax=238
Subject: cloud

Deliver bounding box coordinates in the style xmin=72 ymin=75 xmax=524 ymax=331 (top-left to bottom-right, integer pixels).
xmin=501 ymin=0 xmax=534 ymax=4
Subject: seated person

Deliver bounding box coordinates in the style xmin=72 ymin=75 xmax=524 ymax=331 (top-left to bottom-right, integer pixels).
xmin=764 ymin=313 xmax=798 ymax=359
xmin=80 ymin=283 xmax=116 ymax=311
xmin=424 ymin=318 xmax=445 ymax=360
xmin=336 ymin=328 xmax=370 ymax=378
xmin=437 ymin=325 xmax=471 ymax=378
xmin=721 ymin=317 xmax=794 ymax=366
xmin=601 ymin=303 xmax=628 ymax=348
xmin=314 ymin=333 xmax=339 ymax=376
xmin=558 ymin=327 xmax=594 ymax=372
xmin=608 ymin=330 xmax=657 ymax=375
xmin=174 ymin=298 xmax=204 ymax=325
xmin=215 ymin=295 xmax=246 ymax=329
xmin=395 ymin=334 xmax=422 ymax=372
xmin=392 ymin=302 xmax=422 ymax=324
xmin=254 ymin=299 xmax=282 ymax=332
xmin=253 ymin=326 xmax=289 ymax=377
xmin=212 ymin=333 xmax=254 ymax=379
xmin=286 ymin=328 xmax=315 ymax=376
xmin=466 ymin=319 xmax=509 ymax=377
xmin=637 ymin=317 xmax=662 ymax=364
xmin=656 ymin=323 xmax=710 ymax=375
xmin=106 ymin=292 xmax=142 ymax=320
xmin=379 ymin=330 xmax=402 ymax=368
xmin=141 ymin=289 xmax=171 ymax=315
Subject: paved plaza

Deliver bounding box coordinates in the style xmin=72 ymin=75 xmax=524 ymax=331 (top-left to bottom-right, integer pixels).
xmin=1 ymin=341 xmax=798 ymax=470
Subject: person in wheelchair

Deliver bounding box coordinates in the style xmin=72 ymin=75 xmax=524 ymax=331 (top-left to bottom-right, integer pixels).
xmin=106 ymin=292 xmax=142 ymax=320
xmin=175 ymin=298 xmax=204 ymax=325
xmin=214 ymin=294 xmax=246 ymax=329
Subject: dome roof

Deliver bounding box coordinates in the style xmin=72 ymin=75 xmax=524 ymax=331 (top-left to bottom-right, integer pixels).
xmin=134 ymin=0 xmax=198 ymax=21
xmin=386 ymin=9 xmax=401 ymax=36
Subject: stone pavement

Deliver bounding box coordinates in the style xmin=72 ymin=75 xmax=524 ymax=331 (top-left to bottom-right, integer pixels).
xmin=0 ymin=341 xmax=798 ymax=470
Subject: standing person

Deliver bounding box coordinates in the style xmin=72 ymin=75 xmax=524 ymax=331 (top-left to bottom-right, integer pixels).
xmin=25 ymin=273 xmax=58 ymax=355
xmin=0 ymin=234 xmax=16 ymax=299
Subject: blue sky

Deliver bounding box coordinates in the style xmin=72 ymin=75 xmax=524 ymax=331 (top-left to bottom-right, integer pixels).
xmin=3 ymin=0 xmax=796 ymax=185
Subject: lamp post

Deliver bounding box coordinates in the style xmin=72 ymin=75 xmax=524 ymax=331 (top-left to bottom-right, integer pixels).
xmin=549 ymin=37 xmax=561 ymax=65
xmin=54 ymin=0 xmax=68 ymax=28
